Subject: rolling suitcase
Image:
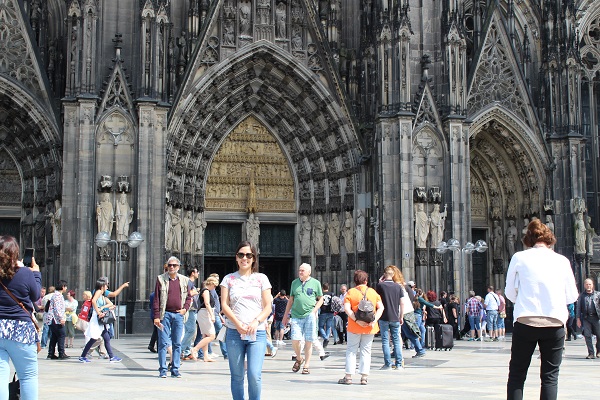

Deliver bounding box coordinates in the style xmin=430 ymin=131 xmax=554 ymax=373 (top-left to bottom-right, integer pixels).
xmin=426 ymin=326 xmax=436 ymax=349
xmin=435 ymin=324 xmax=454 ymax=350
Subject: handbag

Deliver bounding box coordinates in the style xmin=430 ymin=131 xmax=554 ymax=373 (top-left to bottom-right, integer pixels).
xmin=98 ymin=308 xmax=116 ymax=325
xmin=217 ymin=326 xmax=227 ymax=342
xmin=8 ymin=373 xmax=19 ymax=400
xmin=499 ymin=311 xmax=507 ymax=319
xmin=355 ymin=287 xmax=375 ymax=323
xmin=0 ymin=281 xmax=41 ymax=353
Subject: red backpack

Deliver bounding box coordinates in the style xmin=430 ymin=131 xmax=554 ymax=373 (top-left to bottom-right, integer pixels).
xmin=78 ymin=300 xmax=93 ymax=322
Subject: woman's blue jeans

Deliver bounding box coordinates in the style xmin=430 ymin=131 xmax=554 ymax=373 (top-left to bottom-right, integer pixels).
xmin=226 ymin=329 xmax=267 ymax=400
xmin=415 ymin=313 xmax=426 ymax=347
xmin=0 ymin=338 xmax=38 ymax=400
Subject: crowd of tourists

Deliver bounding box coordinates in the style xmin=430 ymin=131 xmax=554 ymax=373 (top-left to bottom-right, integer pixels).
xmin=2 ymin=217 xmax=600 ymax=400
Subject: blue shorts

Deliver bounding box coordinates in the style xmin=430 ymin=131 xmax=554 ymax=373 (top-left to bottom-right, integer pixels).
xmin=497 ymin=317 xmax=505 ymax=329
xmin=290 ymin=314 xmax=317 ymax=342
xmin=273 ymin=319 xmax=285 ymax=330
xmin=468 ymin=315 xmax=481 ymax=331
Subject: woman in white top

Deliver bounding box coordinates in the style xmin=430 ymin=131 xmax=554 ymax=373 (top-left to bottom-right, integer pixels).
xmin=505 ymin=219 xmax=578 ymax=400
xmin=221 ymin=241 xmax=272 ymax=400
xmin=78 ymin=279 xmax=121 ymax=363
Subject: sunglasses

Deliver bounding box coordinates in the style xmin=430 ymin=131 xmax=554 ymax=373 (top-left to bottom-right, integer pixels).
xmin=236 ymin=252 xmax=254 ymax=259
xmin=167 ymin=263 xmax=179 ymax=267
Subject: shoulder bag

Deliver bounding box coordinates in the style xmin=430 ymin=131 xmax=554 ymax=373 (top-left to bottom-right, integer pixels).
xmin=97 ymin=297 xmax=116 ymax=325
xmin=0 ymin=280 xmax=41 ymax=353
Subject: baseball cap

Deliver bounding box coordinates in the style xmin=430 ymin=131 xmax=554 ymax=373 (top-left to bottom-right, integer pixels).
xmin=407 ymin=281 xmax=415 ymax=287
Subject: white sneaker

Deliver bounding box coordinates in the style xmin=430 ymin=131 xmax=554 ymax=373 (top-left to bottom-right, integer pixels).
xmin=271 ymin=347 xmax=278 ymax=358
xmin=280 ymin=341 xmax=286 ymax=346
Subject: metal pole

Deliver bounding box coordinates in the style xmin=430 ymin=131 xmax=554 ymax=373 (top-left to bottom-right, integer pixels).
xmin=115 ymin=241 xmax=121 ymax=339
xmin=460 ymin=249 xmax=466 ymax=331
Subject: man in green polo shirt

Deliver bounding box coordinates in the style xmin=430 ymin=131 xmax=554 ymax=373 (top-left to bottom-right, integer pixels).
xmin=282 ymin=263 xmax=323 ymax=374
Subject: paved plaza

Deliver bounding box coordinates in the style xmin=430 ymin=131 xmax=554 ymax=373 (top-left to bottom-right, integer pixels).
xmin=36 ymin=334 xmax=595 ymax=399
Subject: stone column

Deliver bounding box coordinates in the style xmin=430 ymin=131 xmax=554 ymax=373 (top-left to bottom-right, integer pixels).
xmin=60 ymin=98 xmax=98 ymax=293
xmin=446 ymin=118 xmax=470 ymax=297
xmin=398 ymin=115 xmax=415 ymax=280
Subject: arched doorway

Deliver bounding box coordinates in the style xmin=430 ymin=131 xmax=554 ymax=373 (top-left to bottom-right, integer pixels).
xmin=202 ymin=116 xmax=297 ymax=288
xmin=469 ymin=110 xmax=549 ymax=293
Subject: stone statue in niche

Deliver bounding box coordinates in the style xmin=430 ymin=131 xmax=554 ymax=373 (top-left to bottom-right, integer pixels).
xmin=545 ymin=215 xmax=555 ymax=235
xmin=342 ymin=211 xmax=354 ymax=253
xmin=506 ymin=219 xmax=518 ymax=259
xmin=522 ymin=218 xmax=529 ymax=237
xmin=96 ymin=193 xmax=114 ymax=235
xmin=165 ymin=204 xmax=173 ymax=250
xmin=414 ymin=203 xmax=429 ymax=249
xmin=370 ymin=213 xmax=380 ymax=252
xmin=328 ymin=213 xmax=340 ymax=255
xmin=429 ymin=203 xmax=447 ymax=247
xmin=34 ymin=207 xmax=46 ymax=249
xmin=585 ymin=216 xmax=597 ymax=256
xmin=239 ymin=4 xmax=252 ymax=36
xmin=492 ymin=220 xmax=503 ymax=259
xmin=194 ymin=212 xmax=207 ymax=255
xmin=299 ymin=215 xmax=311 ymax=256
xmin=223 ymin=20 xmax=235 ymax=45
xmin=356 ymin=209 xmax=366 ymax=252
xmin=48 ymin=199 xmax=62 ymax=246
xmin=574 ymin=212 xmax=586 ymax=254
xmin=246 ymin=213 xmax=260 ymax=250
xmin=276 ymin=2 xmax=287 ymax=38
xmin=313 ymin=215 xmax=325 ymax=256
xmin=170 ymin=208 xmax=183 ymax=253
xmin=291 ymin=26 xmax=302 ymax=50
xmin=183 ymin=210 xmax=195 ymax=253
xmin=21 ymin=209 xmax=33 ymax=246
xmin=115 ymin=193 xmax=134 ymax=242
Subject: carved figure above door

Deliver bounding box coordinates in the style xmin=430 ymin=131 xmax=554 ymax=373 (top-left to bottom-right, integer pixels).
xmin=205 ymin=116 xmax=295 ymax=213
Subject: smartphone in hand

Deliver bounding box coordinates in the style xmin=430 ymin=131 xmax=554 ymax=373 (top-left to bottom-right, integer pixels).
xmin=23 ymin=248 xmax=34 ymax=268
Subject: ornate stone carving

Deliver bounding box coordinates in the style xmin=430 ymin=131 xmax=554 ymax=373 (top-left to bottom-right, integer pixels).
xmin=492 ymin=220 xmax=503 ymax=260
xmin=313 ymin=214 xmax=325 ymax=256
xmin=48 ymin=200 xmax=61 ymax=246
xmin=328 ymin=213 xmax=340 ymax=255
xmin=429 ymin=203 xmax=447 ymax=248
xmin=183 ymin=210 xmax=194 ymax=253
xmin=574 ymin=212 xmax=586 ymax=254
xmin=356 ymin=209 xmax=366 ymax=253
xmin=299 ymin=215 xmax=311 ymax=256
xmin=96 ymin=192 xmax=114 ymax=235
xmin=246 ymin=213 xmax=260 ymax=249
xmin=342 ymin=211 xmax=354 ymax=253
xmin=506 ymin=219 xmax=518 ymax=259
xmin=414 ymin=203 xmax=429 ymax=249
xmin=205 ymin=116 xmax=295 ymax=213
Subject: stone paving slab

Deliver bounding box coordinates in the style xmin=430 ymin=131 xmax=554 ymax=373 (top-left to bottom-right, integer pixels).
xmin=36 ymin=335 xmax=596 ymax=399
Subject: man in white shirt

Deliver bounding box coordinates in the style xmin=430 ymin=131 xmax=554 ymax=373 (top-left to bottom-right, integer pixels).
xmin=483 ymin=286 xmax=500 ymax=342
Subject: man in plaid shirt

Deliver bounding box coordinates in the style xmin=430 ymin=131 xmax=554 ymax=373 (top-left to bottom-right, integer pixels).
xmin=466 ymin=291 xmax=483 ymax=341
xmin=45 ymin=280 xmax=70 ymax=359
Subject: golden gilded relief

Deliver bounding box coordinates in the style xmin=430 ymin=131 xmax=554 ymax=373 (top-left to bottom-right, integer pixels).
xmin=205 ymin=116 xmax=296 ymax=213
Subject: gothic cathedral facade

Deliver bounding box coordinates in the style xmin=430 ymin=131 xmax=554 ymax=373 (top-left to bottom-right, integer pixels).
xmin=1 ymin=0 xmax=600 ymax=331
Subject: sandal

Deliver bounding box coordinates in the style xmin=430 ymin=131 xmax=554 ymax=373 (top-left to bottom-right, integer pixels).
xmin=301 ymin=367 xmax=310 ymax=374
xmin=292 ymin=357 xmax=304 ymax=373
xmin=360 ymin=376 xmax=368 ymax=385
xmin=338 ymin=376 xmax=352 ymax=385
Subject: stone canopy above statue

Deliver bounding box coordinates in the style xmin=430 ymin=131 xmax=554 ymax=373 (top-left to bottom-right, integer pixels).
xmin=205 ymin=116 xmax=295 ymax=213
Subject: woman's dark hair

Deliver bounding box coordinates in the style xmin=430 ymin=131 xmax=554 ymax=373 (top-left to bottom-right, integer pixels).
xmin=427 ymin=290 xmax=437 ymax=302
xmin=95 ymin=279 xmax=107 ymax=291
xmin=522 ymin=218 xmax=556 ymax=248
xmin=236 ymin=240 xmax=259 ymax=273
xmin=55 ymin=280 xmax=68 ymax=291
xmin=0 ymin=235 xmax=19 ymax=280
xmin=353 ymin=270 xmax=368 ymax=286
